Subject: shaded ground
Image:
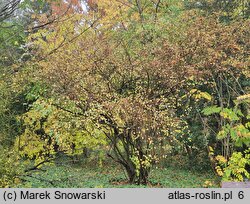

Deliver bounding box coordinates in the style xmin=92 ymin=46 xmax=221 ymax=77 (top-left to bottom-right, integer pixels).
xmin=17 ymin=158 xmax=220 ymax=188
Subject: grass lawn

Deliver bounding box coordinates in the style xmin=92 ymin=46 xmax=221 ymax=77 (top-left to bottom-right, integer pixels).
xmin=17 ymin=159 xmax=220 ymax=188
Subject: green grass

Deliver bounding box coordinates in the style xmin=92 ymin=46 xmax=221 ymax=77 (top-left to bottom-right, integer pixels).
xmin=17 ymin=159 xmax=219 ymax=188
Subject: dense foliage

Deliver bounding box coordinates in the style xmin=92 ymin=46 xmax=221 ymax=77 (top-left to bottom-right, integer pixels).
xmin=0 ymin=0 xmax=249 ymax=187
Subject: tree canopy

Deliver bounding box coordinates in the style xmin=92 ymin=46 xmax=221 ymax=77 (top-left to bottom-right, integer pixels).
xmin=0 ymin=0 xmax=249 ymax=187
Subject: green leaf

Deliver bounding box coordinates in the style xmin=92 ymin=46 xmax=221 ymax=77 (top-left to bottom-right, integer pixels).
xmin=217 ymin=129 xmax=228 ymax=140
xmin=224 ymin=169 xmax=232 ymax=178
xmin=220 ymin=108 xmax=239 ymax=121
xmin=230 ymin=129 xmax=237 ymax=140
xmin=202 ymin=106 xmax=222 ymax=116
